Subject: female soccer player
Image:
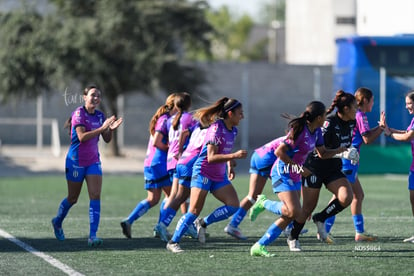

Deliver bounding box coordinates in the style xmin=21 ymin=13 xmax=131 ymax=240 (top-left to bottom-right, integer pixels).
xmin=249 ymin=101 xmax=345 ymax=257
xmin=120 ymin=93 xmax=177 ymax=239
xmin=156 ymin=121 xmax=208 ymax=241
xmin=166 ymin=97 xmax=248 ymax=253
xmin=154 ymin=92 xmax=197 ymax=241
xmin=224 ymin=136 xmax=286 ymax=240
xmin=324 ymin=87 xmax=386 ymax=242
xmin=385 ymin=90 xmax=414 ymax=243
xmin=288 ymin=90 xmax=359 ymax=246
xmin=51 ymin=85 xmax=123 ymax=246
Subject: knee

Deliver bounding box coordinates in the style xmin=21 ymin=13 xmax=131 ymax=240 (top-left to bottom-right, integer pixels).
xmin=286 ymin=207 xmax=302 ymax=220
xmin=354 ymin=191 xmax=364 ymax=202
xmin=67 ymin=197 xmax=78 ymax=205
xmin=147 ymin=195 xmax=161 ymax=207
xmin=339 ymin=192 xmax=353 ymax=207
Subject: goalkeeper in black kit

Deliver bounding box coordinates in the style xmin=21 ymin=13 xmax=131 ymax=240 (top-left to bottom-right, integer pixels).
xmin=287 ymin=90 xmax=359 ymax=248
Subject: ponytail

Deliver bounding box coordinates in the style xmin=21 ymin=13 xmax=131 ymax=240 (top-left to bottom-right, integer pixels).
xmin=327 ymin=90 xmax=355 ymax=114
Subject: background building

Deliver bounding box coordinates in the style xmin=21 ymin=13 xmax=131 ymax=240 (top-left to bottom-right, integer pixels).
xmin=285 ymin=0 xmax=414 ymax=65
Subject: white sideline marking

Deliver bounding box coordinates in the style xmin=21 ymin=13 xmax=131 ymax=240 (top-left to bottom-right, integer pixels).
xmin=0 ymin=228 xmax=84 ymax=276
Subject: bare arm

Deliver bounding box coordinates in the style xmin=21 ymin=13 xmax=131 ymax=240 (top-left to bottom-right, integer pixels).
xmin=76 ymin=116 xmax=118 ymax=143
xmin=206 ymin=144 xmax=247 ymax=164
xmin=176 ymin=129 xmax=190 ymax=158
xmin=152 ymin=131 xmax=168 ymax=152
xmin=390 ymin=130 xmax=414 ymax=142
xmin=101 ymin=117 xmax=123 ymax=143
xmin=362 ymin=126 xmax=383 ymax=144
xmin=314 ymin=145 xmax=346 ymax=159
xmin=275 ymin=143 xmax=312 ymax=176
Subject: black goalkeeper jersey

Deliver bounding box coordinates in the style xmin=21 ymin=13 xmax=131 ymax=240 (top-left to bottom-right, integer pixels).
xmin=304 ymin=112 xmax=356 ymax=173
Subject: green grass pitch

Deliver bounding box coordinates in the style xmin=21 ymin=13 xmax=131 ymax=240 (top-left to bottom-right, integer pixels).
xmin=1 ymin=174 xmax=414 ymax=275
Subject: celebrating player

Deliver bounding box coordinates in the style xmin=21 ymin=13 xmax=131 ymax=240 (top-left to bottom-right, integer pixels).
xmin=51 ymin=85 xmax=123 ymax=246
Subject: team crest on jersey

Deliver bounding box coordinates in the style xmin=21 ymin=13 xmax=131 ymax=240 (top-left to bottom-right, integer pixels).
xmin=323 ymin=121 xmax=330 ymax=128
xmin=75 ymin=110 xmax=81 ymax=117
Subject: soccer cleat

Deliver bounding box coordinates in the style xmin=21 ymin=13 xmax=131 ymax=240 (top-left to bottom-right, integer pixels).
xmin=184 ymin=222 xmax=198 ymax=239
xmin=120 ymin=219 xmax=132 ymax=239
xmin=313 ymin=218 xmax=329 ymax=243
xmin=88 ymin=237 xmax=103 ymax=247
xmin=249 ymin=194 xmax=267 ymax=222
xmin=51 ymin=218 xmax=65 ymax=241
xmin=195 ymin=217 xmax=206 ymax=243
xmin=166 ymin=241 xmax=184 ymax=253
xmin=287 ymin=238 xmax=302 ymax=252
xmin=224 ymin=224 xmax=247 ymax=240
xmin=250 ymin=242 xmax=275 ymax=257
xmin=355 ymin=232 xmax=378 ymax=242
xmin=154 ymin=223 xmax=170 ymax=242
xmin=153 ymin=227 xmax=159 ymax=238
xmin=317 ymin=232 xmax=335 ymax=244
xmin=403 ymin=236 xmax=414 ymax=243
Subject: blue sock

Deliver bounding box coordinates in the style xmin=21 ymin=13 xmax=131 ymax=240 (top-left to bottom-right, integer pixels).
xmin=160 ymin=207 xmax=177 ymax=227
xmin=230 ymin=207 xmax=247 ymax=228
xmin=204 ymin=205 xmax=238 ymax=226
xmin=89 ymin=199 xmax=100 ymax=238
xmin=263 ymin=200 xmax=283 ymax=215
xmin=353 ymin=214 xmax=364 ymax=233
xmin=258 ymin=223 xmax=283 ymax=246
xmin=158 ymin=198 xmax=167 ymax=223
xmin=127 ymin=199 xmax=151 ymax=223
xmin=54 ymin=198 xmax=72 ymax=227
xmin=171 ymin=212 xmax=197 ymax=243
xmin=325 ymin=215 xmax=336 ymax=233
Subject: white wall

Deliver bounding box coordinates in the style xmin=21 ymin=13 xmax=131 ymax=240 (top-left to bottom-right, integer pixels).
xmin=286 ymin=0 xmax=356 ymax=65
xmin=285 ymin=0 xmax=414 ymax=64
xmin=357 ymin=0 xmax=414 ymax=35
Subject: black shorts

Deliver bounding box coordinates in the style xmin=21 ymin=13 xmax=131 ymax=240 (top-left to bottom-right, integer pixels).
xmin=302 ymin=170 xmax=346 ymax=189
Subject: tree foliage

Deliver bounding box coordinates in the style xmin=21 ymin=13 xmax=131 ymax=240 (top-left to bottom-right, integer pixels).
xmin=205 ymin=6 xmax=255 ymax=61
xmin=257 ymin=0 xmax=285 ymax=24
xmin=0 ymin=10 xmax=56 ymax=102
xmin=0 ymin=0 xmax=213 ymax=155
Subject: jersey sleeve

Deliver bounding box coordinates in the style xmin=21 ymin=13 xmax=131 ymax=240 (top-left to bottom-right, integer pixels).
xmin=356 ymin=112 xmax=370 ymax=136
xmin=155 ymin=114 xmax=169 ymax=136
xmin=315 ymin=127 xmax=324 ymax=147
xmin=72 ymin=107 xmax=86 ymax=129
xmin=205 ymin=121 xmax=221 ymax=146
xmin=322 ymin=118 xmax=337 ymax=148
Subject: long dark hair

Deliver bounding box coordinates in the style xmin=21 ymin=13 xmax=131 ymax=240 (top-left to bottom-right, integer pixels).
xmin=287 ymin=101 xmax=326 ymax=141
xmin=406 ymin=90 xmax=414 ymax=102
xmin=327 ymin=90 xmax=356 ymax=114
xmin=193 ymin=97 xmax=242 ymax=128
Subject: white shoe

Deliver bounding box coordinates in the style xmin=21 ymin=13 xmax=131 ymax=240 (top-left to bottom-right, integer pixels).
xmin=403 ymin=236 xmax=414 ymax=243
xmin=166 ymin=241 xmax=184 ymax=253
xmin=195 ymin=217 xmax=206 ymax=243
xmin=224 ymin=224 xmax=247 ymax=240
xmin=287 ymin=238 xmax=302 ymax=252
